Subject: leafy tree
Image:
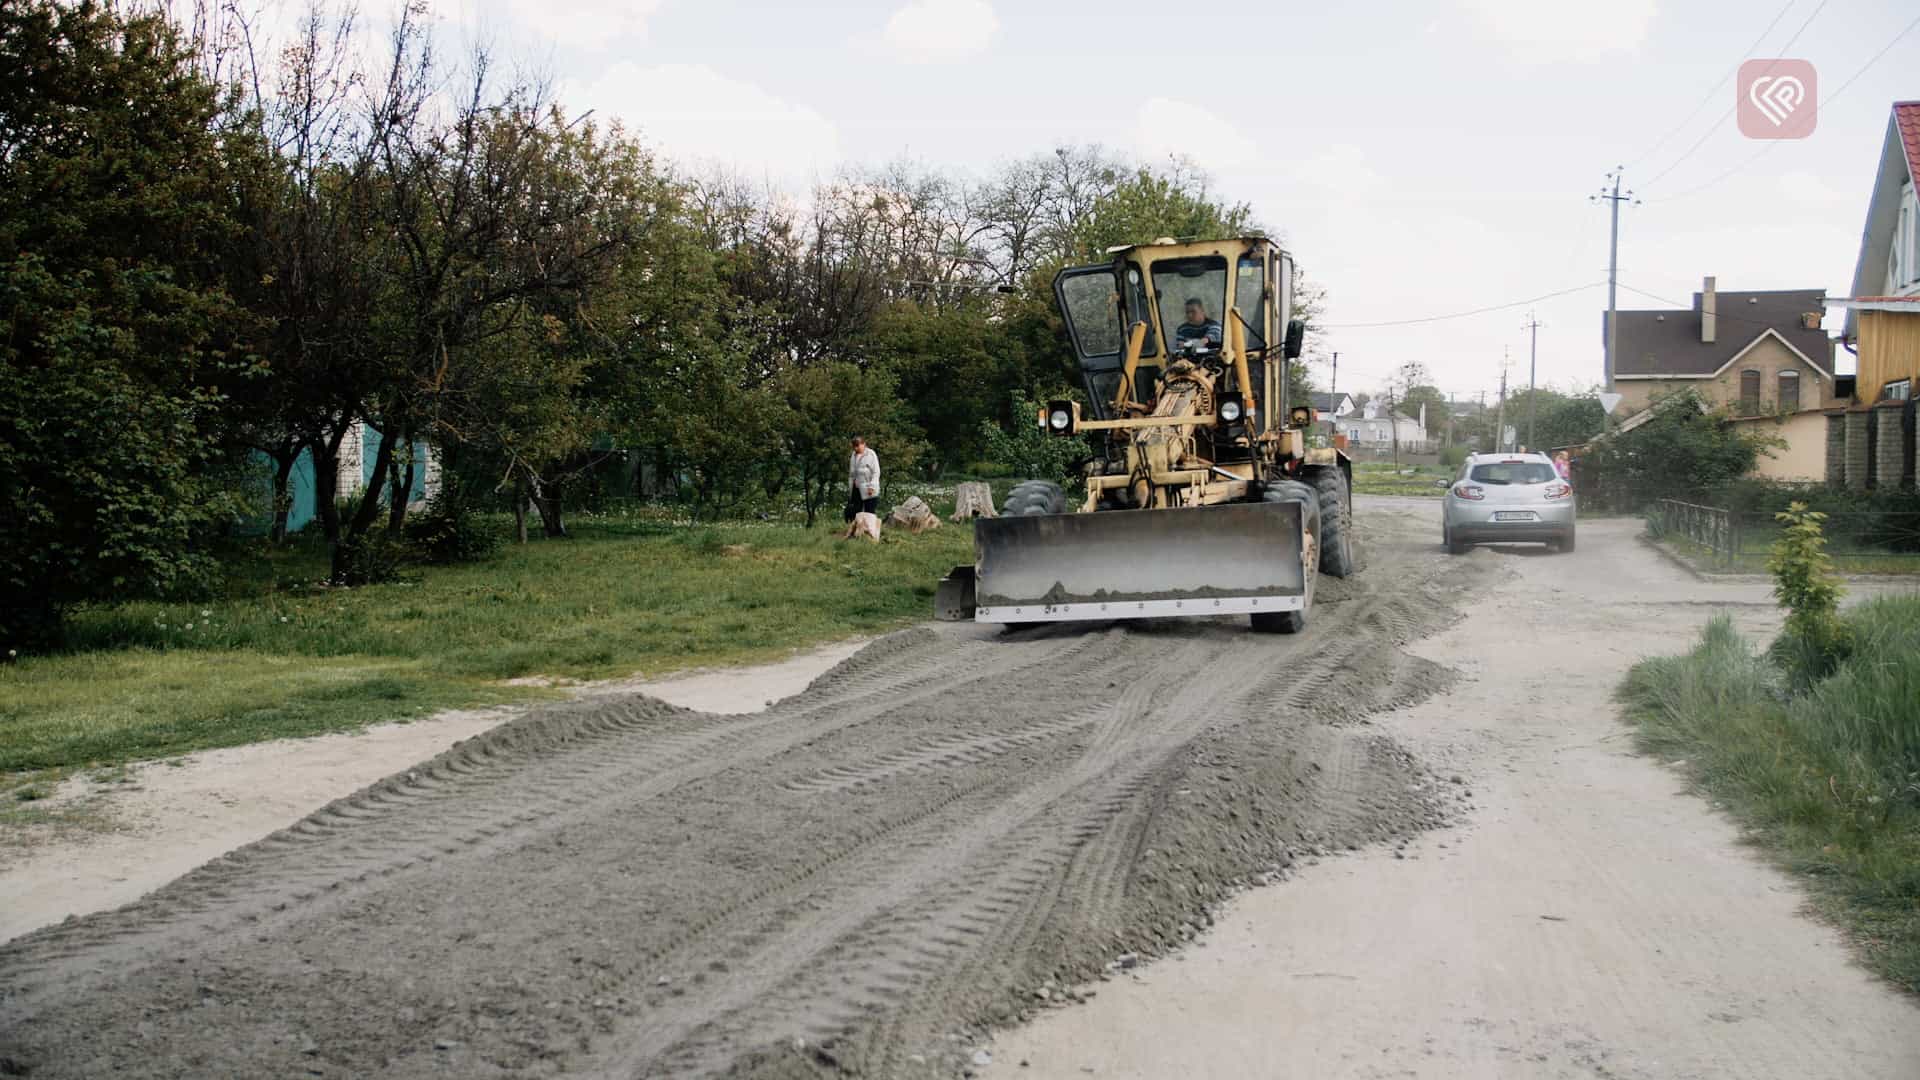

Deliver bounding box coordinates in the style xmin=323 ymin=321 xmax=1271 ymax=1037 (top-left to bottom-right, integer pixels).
xmin=0 ymin=0 xmax=254 ymax=649
xmin=980 ymin=392 xmax=1087 ymax=489
xmin=1580 ymin=390 xmax=1776 ymax=509
xmin=1066 ymin=162 xmax=1255 ymax=258
xmin=774 ymin=362 xmax=923 ymax=526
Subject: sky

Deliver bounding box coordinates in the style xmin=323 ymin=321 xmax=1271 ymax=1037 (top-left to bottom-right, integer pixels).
xmin=272 ymin=0 xmax=1920 ymax=404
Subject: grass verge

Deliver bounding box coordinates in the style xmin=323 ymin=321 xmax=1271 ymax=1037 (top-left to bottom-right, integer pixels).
xmin=1618 ymin=598 xmax=1920 ymax=992
xmin=1 ymin=517 xmax=972 ymax=777
xmin=1352 ymin=462 xmax=1449 ymax=498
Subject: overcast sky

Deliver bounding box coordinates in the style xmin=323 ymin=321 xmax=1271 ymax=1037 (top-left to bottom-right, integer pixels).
xmin=357 ymin=0 xmax=1917 ymax=402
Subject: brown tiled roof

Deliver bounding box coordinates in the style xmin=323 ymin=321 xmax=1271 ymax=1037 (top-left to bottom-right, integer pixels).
xmin=1608 ymin=288 xmax=1831 ymax=377
xmin=1896 ymin=102 xmax=1920 ymax=184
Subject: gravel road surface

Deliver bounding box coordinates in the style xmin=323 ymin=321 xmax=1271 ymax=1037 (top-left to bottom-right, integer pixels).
xmin=14 ymin=499 xmax=1888 ymax=1079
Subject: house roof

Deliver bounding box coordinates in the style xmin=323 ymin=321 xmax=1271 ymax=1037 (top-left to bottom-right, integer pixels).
xmin=1609 ymin=288 xmax=1831 ymax=378
xmin=1845 ymin=102 xmax=1920 ymax=337
xmin=1309 ymin=391 xmax=1351 ymax=415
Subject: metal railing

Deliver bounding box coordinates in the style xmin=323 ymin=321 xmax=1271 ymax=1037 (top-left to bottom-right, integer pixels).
xmin=1654 ymin=499 xmax=1920 ymax=572
xmin=1653 ymin=500 xmax=1736 ymax=568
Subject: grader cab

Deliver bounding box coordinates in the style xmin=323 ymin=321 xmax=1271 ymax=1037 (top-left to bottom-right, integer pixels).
xmin=936 ymin=236 xmax=1354 ymax=633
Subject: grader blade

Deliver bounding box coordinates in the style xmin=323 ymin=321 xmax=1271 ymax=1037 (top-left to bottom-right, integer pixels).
xmin=971 ymin=501 xmax=1309 ymax=624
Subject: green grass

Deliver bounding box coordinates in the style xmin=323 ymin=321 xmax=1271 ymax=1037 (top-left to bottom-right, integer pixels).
xmin=1619 ymin=599 xmax=1920 ymax=992
xmin=1655 ymin=532 xmax=1920 ymax=576
xmin=1352 ymin=462 xmax=1451 ymax=498
xmin=1 ymin=515 xmax=973 ymax=777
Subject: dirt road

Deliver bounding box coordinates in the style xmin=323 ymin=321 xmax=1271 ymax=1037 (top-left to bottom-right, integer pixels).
xmin=1 ymin=501 xmax=1913 ymax=1077
xmin=997 ymin=500 xmax=1920 ymax=1079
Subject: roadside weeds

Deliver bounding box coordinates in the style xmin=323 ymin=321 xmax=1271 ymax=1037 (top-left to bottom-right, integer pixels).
xmin=1619 ymin=599 xmax=1920 ymax=993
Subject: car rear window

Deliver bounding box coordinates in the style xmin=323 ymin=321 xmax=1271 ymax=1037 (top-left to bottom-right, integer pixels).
xmin=1469 ymin=462 xmax=1556 ymax=485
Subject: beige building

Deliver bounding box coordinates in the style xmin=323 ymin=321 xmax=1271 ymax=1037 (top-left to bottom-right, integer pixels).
xmin=1607 ymin=278 xmax=1839 ymax=419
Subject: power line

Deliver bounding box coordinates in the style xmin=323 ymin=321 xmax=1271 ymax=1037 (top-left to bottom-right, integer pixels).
xmin=1319 ymin=282 xmax=1604 ymax=329
xmin=1638 ymin=0 xmax=1829 ymax=191
xmin=1625 ymin=0 xmax=1800 ymax=169
xmin=1645 ymin=8 xmax=1920 ymax=204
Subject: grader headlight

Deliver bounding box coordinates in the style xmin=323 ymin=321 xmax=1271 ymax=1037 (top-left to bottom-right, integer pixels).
xmin=1217 ymin=395 xmax=1244 ymax=424
xmin=1289 ymin=405 xmax=1315 ymax=429
xmin=1046 ymin=400 xmax=1076 ymax=435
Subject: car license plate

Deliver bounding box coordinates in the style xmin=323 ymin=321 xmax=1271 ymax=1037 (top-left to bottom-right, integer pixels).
xmin=1494 ymin=511 xmax=1536 ymax=521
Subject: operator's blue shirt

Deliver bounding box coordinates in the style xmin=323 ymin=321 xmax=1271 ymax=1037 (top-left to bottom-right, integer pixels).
xmin=1175 ymin=318 xmax=1222 ymax=348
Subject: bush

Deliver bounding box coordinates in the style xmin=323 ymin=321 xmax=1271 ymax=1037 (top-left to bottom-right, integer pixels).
xmin=1766 ymin=504 xmax=1851 ymax=687
xmin=979 ymin=392 xmax=1087 ymax=489
xmin=333 ymin=533 xmax=409 ymax=586
xmin=1579 ymin=390 xmax=1776 ymax=510
xmin=405 ymin=496 xmax=501 ymax=565
xmin=1439 ymin=445 xmax=1468 ymax=468
xmin=1620 ymin=601 xmax=1920 ymax=991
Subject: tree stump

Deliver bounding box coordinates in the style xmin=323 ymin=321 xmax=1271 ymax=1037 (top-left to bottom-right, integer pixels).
xmin=885 ymin=496 xmax=941 ymax=534
xmin=950 ymin=481 xmax=998 ymax=521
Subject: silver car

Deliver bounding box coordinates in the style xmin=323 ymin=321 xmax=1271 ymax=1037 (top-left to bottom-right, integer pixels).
xmin=1442 ymin=451 xmax=1576 ymax=553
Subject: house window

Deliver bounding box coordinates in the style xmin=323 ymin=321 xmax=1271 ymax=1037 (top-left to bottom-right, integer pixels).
xmin=1738 ymin=369 xmax=1760 ymax=415
xmin=1777 ymin=370 xmax=1800 ymax=413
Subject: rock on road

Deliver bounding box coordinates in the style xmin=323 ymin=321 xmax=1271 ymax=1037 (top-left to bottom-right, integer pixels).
xmin=3 ymin=498 xmax=1916 ymax=1079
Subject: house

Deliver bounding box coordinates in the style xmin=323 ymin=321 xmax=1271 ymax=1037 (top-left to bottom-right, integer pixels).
xmin=1309 ymin=391 xmax=1356 ymax=420
xmin=1338 ymin=398 xmax=1429 ymax=453
xmin=248 ymin=420 xmax=438 ymax=535
xmin=1607 ymin=277 xmax=1838 ymax=480
xmin=1827 ymin=100 xmax=1920 ymax=490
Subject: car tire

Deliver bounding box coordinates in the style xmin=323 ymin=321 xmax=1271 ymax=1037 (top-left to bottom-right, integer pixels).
xmin=1302 ymin=466 xmax=1354 ymax=578
xmin=1002 ymin=480 xmax=1067 ymax=517
xmin=1445 ymin=524 xmax=1470 ymax=555
xmin=1558 ymin=529 xmax=1576 ymax=553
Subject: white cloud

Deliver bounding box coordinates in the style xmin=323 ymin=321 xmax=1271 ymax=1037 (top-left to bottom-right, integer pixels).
xmin=435 ymin=0 xmax=664 ymax=50
xmin=504 ymin=0 xmax=662 ymax=46
xmin=1132 ymin=98 xmax=1258 ymax=170
xmin=1459 ymin=0 xmax=1657 ymax=60
xmin=881 ymin=0 xmax=999 ymax=61
xmin=568 ymin=63 xmax=840 ymax=185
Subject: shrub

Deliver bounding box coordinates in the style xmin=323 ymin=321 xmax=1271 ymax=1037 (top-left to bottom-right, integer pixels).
xmin=1439 ymin=445 xmax=1468 ymax=468
xmin=979 ymin=392 xmax=1086 ymax=489
xmin=333 ymin=533 xmax=409 ymax=586
xmin=405 ymin=496 xmax=501 ymax=565
xmin=1766 ymin=503 xmax=1851 ymax=687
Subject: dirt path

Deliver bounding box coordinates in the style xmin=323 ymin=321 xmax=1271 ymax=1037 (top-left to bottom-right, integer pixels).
xmin=2 ymin=502 xmax=1912 ymax=1078
xmin=0 ymin=641 xmax=868 ymax=944
xmin=0 ymin=499 xmax=1489 ymax=1078
xmin=995 ymin=499 xmax=1920 ymax=1079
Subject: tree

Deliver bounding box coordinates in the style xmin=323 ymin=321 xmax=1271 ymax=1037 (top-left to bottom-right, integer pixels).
xmin=1580 ymin=390 xmax=1776 ymax=509
xmin=1 ymin=0 xmax=255 ymax=649
xmin=774 ymin=362 xmax=922 ymax=526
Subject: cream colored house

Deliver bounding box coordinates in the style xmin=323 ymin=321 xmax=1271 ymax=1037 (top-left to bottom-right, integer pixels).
xmin=1606 ymin=278 xmax=1838 ymax=419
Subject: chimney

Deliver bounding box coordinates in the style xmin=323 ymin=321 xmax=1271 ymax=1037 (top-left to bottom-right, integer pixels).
xmin=1701 ymin=276 xmax=1717 ymax=345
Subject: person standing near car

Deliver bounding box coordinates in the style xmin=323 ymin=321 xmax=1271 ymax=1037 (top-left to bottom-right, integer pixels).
xmin=845 ymin=435 xmax=880 ymax=523
xmin=1553 ymin=450 xmax=1572 ymax=481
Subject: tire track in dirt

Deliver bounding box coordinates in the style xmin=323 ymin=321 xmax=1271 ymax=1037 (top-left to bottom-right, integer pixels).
xmin=0 ymin=629 xmax=1113 ymax=1002
xmin=0 ymin=513 xmax=1502 ymax=1080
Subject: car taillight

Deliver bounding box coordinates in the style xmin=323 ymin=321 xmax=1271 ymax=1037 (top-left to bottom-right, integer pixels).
xmin=1545 ymin=483 xmax=1572 ymax=500
xmin=1452 ymin=484 xmax=1484 ymax=500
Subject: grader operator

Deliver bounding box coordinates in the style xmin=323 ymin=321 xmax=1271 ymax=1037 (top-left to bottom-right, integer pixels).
xmin=936 ymin=237 xmax=1354 ymax=634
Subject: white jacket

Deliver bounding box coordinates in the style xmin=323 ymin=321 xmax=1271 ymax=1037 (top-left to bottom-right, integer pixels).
xmin=849 ymin=447 xmax=880 ymax=498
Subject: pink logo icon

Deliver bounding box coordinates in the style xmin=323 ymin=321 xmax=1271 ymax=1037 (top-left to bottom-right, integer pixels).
xmin=1738 ymin=59 xmax=1816 ymax=139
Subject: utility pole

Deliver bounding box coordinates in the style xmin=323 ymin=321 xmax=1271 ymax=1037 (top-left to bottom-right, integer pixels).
xmin=1522 ymin=310 xmax=1542 ymax=449
xmin=1328 ymin=351 xmax=1338 ymax=405
xmin=1387 ymin=388 xmax=1399 ymax=468
xmin=1494 ymin=349 xmax=1509 ymax=453
xmin=1592 ymin=168 xmax=1637 ymax=393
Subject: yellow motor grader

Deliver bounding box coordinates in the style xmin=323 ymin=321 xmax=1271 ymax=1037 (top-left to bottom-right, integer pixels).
xmin=936 ymin=236 xmax=1353 ymax=633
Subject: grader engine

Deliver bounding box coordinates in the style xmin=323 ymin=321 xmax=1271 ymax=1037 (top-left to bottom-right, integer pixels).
xmin=937 ymin=237 xmax=1354 ymax=634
